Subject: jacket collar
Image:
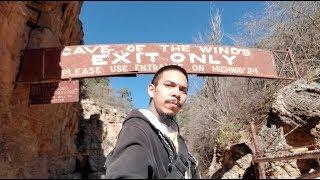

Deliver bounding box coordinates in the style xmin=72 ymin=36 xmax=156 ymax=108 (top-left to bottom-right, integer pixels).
xmin=138 ymin=109 xmax=179 ymax=137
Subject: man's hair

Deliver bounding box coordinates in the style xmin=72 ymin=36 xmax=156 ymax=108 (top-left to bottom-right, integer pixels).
xmin=149 ymin=65 xmax=189 ymax=104
xmin=151 ymin=65 xmax=189 ymax=86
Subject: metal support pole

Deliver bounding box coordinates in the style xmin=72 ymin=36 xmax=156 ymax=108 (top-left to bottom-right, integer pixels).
xmin=250 ymin=121 xmax=266 ymax=179
xmin=287 ymin=48 xmax=300 ymax=79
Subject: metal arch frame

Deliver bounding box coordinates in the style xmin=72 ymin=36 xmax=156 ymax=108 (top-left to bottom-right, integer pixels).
xmin=270 ymin=48 xmax=300 ymax=80
xmin=250 ymin=121 xmax=320 ymax=179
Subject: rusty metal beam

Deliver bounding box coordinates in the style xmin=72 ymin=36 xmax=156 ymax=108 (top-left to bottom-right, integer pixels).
xmin=250 ymin=121 xmax=266 ymax=179
xmin=287 ymin=48 xmax=300 ymax=79
xmin=255 ymin=149 xmax=320 ymax=163
xmin=264 ymin=144 xmax=316 ymax=154
xmin=265 ymin=124 xmax=301 ymax=151
xmin=271 ymin=50 xmax=290 ymax=53
xmin=278 ymin=51 xmax=290 ymax=77
xmin=271 ymin=50 xmax=298 ymax=80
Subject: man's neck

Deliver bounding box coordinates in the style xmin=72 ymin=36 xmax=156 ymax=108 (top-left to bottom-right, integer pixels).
xmin=139 ymin=108 xmax=180 ymax=153
xmin=148 ymin=103 xmax=160 ymax=119
xmin=148 ymin=105 xmax=178 ymax=131
xmin=148 ymin=106 xmax=169 ymax=125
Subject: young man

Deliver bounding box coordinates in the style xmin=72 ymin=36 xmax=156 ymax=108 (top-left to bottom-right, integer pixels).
xmin=105 ymin=65 xmax=199 ymax=179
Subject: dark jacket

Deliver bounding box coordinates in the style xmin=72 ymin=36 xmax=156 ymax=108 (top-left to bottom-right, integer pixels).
xmin=105 ymin=109 xmax=199 ymax=179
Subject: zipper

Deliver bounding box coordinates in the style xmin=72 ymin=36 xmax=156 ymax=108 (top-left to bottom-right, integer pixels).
xmin=162 ymin=132 xmax=178 ymax=158
xmin=157 ymin=130 xmax=177 ymax=171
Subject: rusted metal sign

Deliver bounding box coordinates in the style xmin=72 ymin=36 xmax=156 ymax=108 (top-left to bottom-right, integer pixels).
xmin=29 ymin=80 xmax=79 ymax=104
xmin=19 ymin=44 xmax=279 ymax=82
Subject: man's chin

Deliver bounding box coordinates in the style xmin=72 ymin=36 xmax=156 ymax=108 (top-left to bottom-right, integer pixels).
xmin=158 ymin=112 xmax=176 ymax=123
xmin=165 ymin=106 xmax=180 ymax=115
xmin=154 ymin=106 xmax=178 ymax=121
xmin=161 ymin=111 xmax=176 ymax=117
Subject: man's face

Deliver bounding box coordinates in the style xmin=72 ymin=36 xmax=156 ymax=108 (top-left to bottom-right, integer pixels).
xmin=148 ymin=70 xmax=188 ymax=117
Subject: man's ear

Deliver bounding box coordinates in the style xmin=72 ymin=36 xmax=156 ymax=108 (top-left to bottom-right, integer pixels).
xmin=148 ymin=84 xmax=155 ymax=98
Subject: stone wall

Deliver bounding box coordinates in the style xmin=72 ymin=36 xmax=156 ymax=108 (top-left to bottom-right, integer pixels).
xmin=0 ymin=2 xmax=83 ymax=178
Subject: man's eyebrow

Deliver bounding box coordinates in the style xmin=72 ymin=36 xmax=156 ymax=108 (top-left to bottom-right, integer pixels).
xmin=163 ymin=80 xmax=188 ymax=90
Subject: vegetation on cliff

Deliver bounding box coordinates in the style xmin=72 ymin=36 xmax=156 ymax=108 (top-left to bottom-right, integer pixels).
xmin=178 ymin=2 xmax=320 ymax=178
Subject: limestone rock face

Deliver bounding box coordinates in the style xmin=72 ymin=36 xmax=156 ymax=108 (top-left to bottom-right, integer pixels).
xmin=221 ymin=153 xmax=253 ymax=179
xmin=209 ymin=142 xmax=254 ymax=179
xmin=271 ymin=79 xmax=320 ymax=127
xmin=271 ymin=77 xmax=320 ymax=148
xmin=78 ymin=99 xmax=125 ymax=178
xmin=0 ymin=2 xmax=83 ymax=178
xmin=258 ymin=123 xmax=302 ymax=179
xmin=261 ymin=75 xmax=320 ymax=179
xmin=208 ymin=74 xmax=320 ymax=179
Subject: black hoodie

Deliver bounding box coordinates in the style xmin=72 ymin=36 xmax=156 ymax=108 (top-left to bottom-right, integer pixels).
xmin=105 ymin=109 xmax=199 ymax=179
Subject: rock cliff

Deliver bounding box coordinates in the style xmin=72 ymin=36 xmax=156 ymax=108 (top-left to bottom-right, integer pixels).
xmin=78 ymin=99 xmax=125 ymax=178
xmin=0 ymin=2 xmax=83 ymax=178
xmin=265 ymin=74 xmax=320 ymax=178
xmin=207 ymin=70 xmax=320 ymax=179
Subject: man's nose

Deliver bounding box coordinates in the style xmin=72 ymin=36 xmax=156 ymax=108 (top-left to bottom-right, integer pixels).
xmin=171 ymin=87 xmax=181 ymax=99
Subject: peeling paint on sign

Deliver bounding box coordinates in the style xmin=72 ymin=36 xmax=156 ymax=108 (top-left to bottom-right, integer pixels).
xmin=29 ymin=80 xmax=79 ymax=104
xmin=20 ymin=44 xmax=278 ymax=82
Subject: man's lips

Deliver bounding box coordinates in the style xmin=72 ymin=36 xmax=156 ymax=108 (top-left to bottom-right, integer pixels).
xmin=165 ymin=100 xmax=181 ymax=108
